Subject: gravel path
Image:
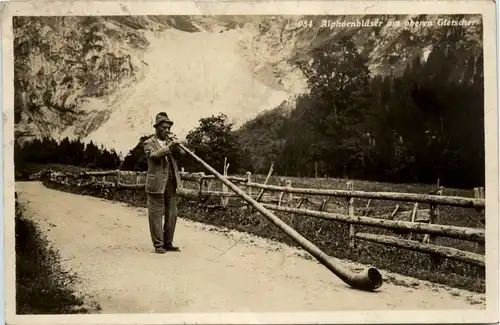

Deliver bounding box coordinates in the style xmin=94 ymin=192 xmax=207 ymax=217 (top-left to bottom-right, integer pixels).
xmin=16 ymin=182 xmax=485 ymax=313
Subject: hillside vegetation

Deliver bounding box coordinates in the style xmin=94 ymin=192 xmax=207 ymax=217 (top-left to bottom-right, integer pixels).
xmin=236 ymin=35 xmax=484 ymax=189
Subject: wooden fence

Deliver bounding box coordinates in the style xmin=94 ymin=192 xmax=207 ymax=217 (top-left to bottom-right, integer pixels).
xmin=41 ymin=167 xmax=486 ymax=268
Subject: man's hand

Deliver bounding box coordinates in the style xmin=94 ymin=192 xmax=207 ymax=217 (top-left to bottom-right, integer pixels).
xmin=170 ymin=139 xmax=181 ymax=146
xmin=167 ymin=139 xmax=181 ymax=151
xmin=173 ymin=141 xmax=187 ymax=154
xmin=171 ymin=140 xmax=187 ymax=155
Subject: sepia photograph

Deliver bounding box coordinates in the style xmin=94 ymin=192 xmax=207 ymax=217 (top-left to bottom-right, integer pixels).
xmin=2 ymin=1 xmax=498 ymax=324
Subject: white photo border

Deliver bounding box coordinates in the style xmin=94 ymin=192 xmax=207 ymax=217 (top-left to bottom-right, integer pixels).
xmin=2 ymin=1 xmax=498 ymax=324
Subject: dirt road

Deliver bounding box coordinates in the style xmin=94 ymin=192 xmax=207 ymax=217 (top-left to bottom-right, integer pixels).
xmin=16 ymin=182 xmax=485 ymax=313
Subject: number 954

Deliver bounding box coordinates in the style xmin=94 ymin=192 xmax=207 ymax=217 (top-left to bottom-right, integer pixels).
xmin=297 ymin=20 xmax=313 ymax=28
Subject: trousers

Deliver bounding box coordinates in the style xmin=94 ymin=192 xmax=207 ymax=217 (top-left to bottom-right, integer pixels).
xmin=146 ymin=177 xmax=178 ymax=248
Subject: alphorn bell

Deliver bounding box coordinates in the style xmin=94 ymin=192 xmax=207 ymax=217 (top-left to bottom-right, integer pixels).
xmin=177 ymin=143 xmax=383 ymax=291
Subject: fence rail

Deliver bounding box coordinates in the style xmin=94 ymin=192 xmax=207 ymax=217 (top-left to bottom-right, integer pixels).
xmin=50 ymin=169 xmax=485 ymax=207
xmin=246 ymin=183 xmax=484 ymax=208
xmin=260 ymin=204 xmax=484 ymax=243
xmin=41 ymin=168 xmax=486 ymax=268
xmin=355 ymin=233 xmax=484 ymax=267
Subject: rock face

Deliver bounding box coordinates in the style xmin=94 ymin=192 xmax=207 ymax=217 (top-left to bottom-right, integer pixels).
xmin=14 ymin=15 xmax=482 ymax=154
xmin=14 ymin=17 xmax=150 ymax=143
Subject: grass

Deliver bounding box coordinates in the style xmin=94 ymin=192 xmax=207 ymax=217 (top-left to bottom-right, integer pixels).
xmin=15 ymin=199 xmax=101 ymax=314
xmin=34 ymin=164 xmax=485 ymax=293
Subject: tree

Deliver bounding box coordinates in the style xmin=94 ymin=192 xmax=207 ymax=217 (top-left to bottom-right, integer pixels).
xmin=295 ymin=36 xmax=372 ymax=177
xmin=83 ymin=141 xmax=102 ymax=169
xmin=236 ymin=105 xmax=289 ymax=173
xmin=14 ymin=136 xmax=121 ymax=174
xmin=120 ymin=135 xmax=153 ymax=171
xmin=185 ymin=113 xmax=242 ymax=173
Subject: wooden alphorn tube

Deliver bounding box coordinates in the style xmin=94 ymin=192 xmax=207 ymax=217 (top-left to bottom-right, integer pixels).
xmin=177 ymin=143 xmax=383 ymax=291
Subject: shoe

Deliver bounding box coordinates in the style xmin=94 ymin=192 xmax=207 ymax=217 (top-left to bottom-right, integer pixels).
xmin=155 ymin=247 xmax=167 ymax=254
xmin=164 ymin=244 xmax=180 ymax=252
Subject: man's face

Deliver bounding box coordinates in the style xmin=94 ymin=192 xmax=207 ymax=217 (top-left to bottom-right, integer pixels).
xmin=156 ymin=122 xmax=172 ymax=140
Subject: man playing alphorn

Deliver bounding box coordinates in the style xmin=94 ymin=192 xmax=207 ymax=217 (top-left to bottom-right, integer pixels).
xmin=143 ymin=112 xmax=185 ymax=254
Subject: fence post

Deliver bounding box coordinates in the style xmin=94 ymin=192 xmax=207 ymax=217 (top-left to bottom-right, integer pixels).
xmin=179 ymin=167 xmax=185 ymax=188
xmin=424 ymin=188 xmax=443 ymax=268
xmin=221 ymin=159 xmax=229 ymax=208
xmin=423 ymin=188 xmax=442 ymax=244
xmin=116 ymin=171 xmax=120 ymax=187
xmin=199 ymin=172 xmax=206 ymax=195
xmin=246 ymin=172 xmax=252 ymax=209
xmin=474 ymin=187 xmax=485 ymax=253
xmin=347 ymin=181 xmax=355 ymax=248
xmin=285 ymin=180 xmax=293 ymax=206
xmin=246 ymin=172 xmax=252 ymax=196
xmin=286 ymin=180 xmax=295 ymax=227
xmin=206 ymin=178 xmax=213 ymax=191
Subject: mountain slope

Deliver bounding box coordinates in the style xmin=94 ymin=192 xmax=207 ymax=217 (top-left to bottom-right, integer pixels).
xmin=14 ymin=15 xmax=482 ymax=155
xmin=80 ymin=28 xmax=297 ymax=155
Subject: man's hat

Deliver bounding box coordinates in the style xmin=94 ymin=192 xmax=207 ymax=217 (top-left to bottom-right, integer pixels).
xmin=153 ymin=112 xmax=174 ymax=128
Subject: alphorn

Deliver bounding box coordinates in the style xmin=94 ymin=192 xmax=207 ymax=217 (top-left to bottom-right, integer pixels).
xmin=177 ymin=143 xmax=383 ymax=291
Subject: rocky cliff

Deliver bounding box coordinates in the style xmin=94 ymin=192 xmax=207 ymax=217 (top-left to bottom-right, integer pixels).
xmin=14 ymin=14 xmax=482 ymax=155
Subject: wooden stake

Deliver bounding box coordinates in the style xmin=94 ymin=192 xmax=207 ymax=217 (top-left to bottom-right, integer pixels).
xmin=278 ymin=191 xmax=285 ymax=207
xmin=256 ymin=163 xmax=274 ymax=202
xmin=363 ymin=199 xmax=372 ymax=216
xmin=320 ymin=199 xmax=328 ymax=212
xmin=389 ymin=205 xmax=400 ymax=220
xmin=408 ymin=203 xmax=419 ymax=240
xmin=296 ymin=197 xmax=306 ymax=209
